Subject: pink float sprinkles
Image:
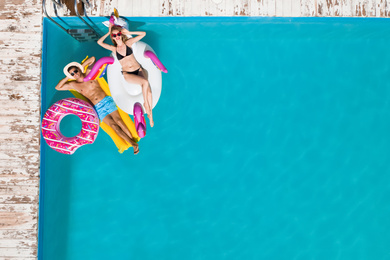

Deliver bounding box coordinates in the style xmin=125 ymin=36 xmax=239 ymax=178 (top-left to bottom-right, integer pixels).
xmin=41 ymin=98 xmax=99 ymax=155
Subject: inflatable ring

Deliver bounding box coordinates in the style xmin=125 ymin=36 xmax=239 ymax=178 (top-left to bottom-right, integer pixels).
xmin=41 ymin=98 xmax=99 ymax=155
xmin=107 ymin=41 xmax=165 ymax=115
xmin=84 ymin=56 xmax=114 ymax=82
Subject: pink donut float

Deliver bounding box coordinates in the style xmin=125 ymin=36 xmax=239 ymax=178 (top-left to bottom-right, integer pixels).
xmin=41 ymin=98 xmax=99 ymax=155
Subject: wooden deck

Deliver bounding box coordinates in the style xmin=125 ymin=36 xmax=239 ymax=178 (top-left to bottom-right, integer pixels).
xmin=54 ymin=0 xmax=390 ymax=17
xmin=0 ymin=0 xmax=42 ymax=258
xmin=1 ymin=0 xmax=389 ymax=259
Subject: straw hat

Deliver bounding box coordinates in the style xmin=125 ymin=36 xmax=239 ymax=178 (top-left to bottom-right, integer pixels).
xmin=63 ymin=62 xmax=84 ymax=79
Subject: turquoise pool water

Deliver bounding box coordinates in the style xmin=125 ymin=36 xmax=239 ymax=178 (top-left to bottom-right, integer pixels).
xmin=40 ymin=17 xmax=390 ymax=260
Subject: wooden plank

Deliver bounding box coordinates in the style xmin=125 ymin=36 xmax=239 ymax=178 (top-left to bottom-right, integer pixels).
xmin=0 ymin=177 xmax=39 ymax=186
xmin=0 ymin=185 xmax=39 ymax=196
xmin=386 ymin=0 xmax=390 ymax=16
xmin=248 ymin=0 xmax=258 ymax=15
xmin=291 ymin=0 xmax=301 ymax=16
xmin=175 ymin=0 xmax=185 ymax=15
xmin=0 ymin=195 xmax=38 ymax=205
xmin=117 ymin=0 xmax=132 ymax=16
xmin=140 ymin=0 xmax=152 ymax=16
xmin=0 ymin=211 xmax=37 ymax=231
xmin=268 ymin=0 xmax=276 ymax=15
xmin=190 ymin=0 xmax=201 ymax=15
xmin=284 ymin=0 xmax=293 ymax=16
xmin=333 ymin=0 xmax=341 ymax=15
xmin=261 ymin=0 xmax=270 ymax=16
xmin=131 ymin=0 xmax=142 ymax=17
xmin=317 ymin=0 xmax=334 ymax=16
xmin=241 ymin=0 xmax=249 ymax=15
xmin=351 ymin=0 xmax=363 ymax=15
xmin=233 ymin=0 xmax=241 ymax=15
xmin=0 ymin=239 xmax=36 ymax=249
xmin=376 ymin=0 xmax=386 ymax=16
xmin=209 ymin=0 xmax=220 ymax=15
xmin=0 ymin=229 xmax=37 ymax=240
xmin=149 ymin=0 xmax=159 ymax=16
xmin=0 ymin=247 xmax=36 ymax=258
xmin=200 ymin=0 xmax=209 ymax=16
xmin=184 ymin=0 xmax=192 ymax=15
xmin=160 ymin=0 xmax=169 ymax=15
xmin=0 ymin=161 xmax=38 ymax=172
xmin=275 ymin=0 xmax=283 ymax=16
xmin=225 ymin=0 xmax=235 ymax=15
xmin=300 ymin=0 xmax=317 ymax=15
xmin=0 ymin=205 xmax=38 ymax=216
xmin=361 ymin=0 xmax=376 ymax=15
xmin=370 ymin=0 xmax=377 ymax=16
xmin=339 ymin=0 xmax=353 ymax=16
xmin=167 ymin=0 xmax=175 ymax=15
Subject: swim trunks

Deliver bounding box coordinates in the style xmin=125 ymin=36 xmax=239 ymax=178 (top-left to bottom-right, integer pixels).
xmin=94 ymin=96 xmax=117 ymax=120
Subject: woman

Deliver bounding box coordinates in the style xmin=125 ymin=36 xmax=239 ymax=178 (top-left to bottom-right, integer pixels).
xmin=97 ymin=25 xmax=154 ymax=127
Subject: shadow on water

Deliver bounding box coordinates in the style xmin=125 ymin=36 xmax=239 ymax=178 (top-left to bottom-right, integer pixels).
xmin=126 ymin=19 xmax=163 ymax=53
xmin=124 ymin=18 xmax=146 ymax=30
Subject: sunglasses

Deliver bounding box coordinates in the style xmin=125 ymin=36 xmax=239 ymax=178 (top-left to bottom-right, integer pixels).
xmin=112 ymin=32 xmax=122 ymax=38
xmin=70 ymin=69 xmax=78 ymax=76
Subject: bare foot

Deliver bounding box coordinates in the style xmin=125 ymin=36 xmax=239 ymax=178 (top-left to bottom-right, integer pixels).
xmin=133 ymin=145 xmax=139 ymax=155
xmin=147 ymin=114 xmax=154 ymax=127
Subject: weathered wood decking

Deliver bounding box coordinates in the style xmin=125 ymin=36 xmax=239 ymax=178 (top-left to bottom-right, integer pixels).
xmin=1 ymin=0 xmax=389 ymax=259
xmin=56 ymin=0 xmax=390 ymax=17
xmin=0 ymin=0 xmax=41 ymax=258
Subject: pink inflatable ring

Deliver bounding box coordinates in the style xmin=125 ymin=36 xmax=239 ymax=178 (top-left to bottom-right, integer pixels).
xmin=41 ymin=98 xmax=100 ymax=155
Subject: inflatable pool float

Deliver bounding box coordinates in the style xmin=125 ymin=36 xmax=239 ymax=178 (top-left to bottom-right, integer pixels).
xmin=133 ymin=102 xmax=146 ymax=138
xmin=70 ymin=56 xmax=141 ymax=153
xmin=107 ymin=40 xmax=166 ymax=115
xmin=102 ymin=12 xmax=167 ymax=115
xmin=102 ymin=8 xmax=128 ymax=29
xmin=41 ymin=98 xmax=99 ymax=155
xmin=83 ymin=56 xmax=113 ymax=82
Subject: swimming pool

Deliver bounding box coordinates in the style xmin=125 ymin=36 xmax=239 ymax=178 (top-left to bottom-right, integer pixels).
xmin=40 ymin=17 xmax=390 ymax=260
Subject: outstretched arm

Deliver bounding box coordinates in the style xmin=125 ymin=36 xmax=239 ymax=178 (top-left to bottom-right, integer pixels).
xmin=55 ymin=77 xmax=75 ymax=91
xmin=81 ymin=56 xmax=96 ymax=74
xmin=97 ymin=25 xmax=116 ymax=52
xmin=122 ymin=28 xmax=146 ymax=46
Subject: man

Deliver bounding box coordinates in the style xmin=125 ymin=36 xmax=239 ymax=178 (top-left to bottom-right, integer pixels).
xmin=55 ymin=56 xmax=139 ymax=155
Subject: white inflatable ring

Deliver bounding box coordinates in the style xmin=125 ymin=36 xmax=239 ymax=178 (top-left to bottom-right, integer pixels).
xmin=107 ymin=41 xmax=162 ymax=115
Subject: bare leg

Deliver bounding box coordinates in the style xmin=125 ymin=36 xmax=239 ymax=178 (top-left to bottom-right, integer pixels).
xmin=145 ymin=87 xmax=154 ymax=127
xmin=103 ymin=113 xmax=139 ymax=154
xmin=141 ymin=82 xmax=154 ymax=127
xmin=123 ymin=72 xmax=154 ymax=127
